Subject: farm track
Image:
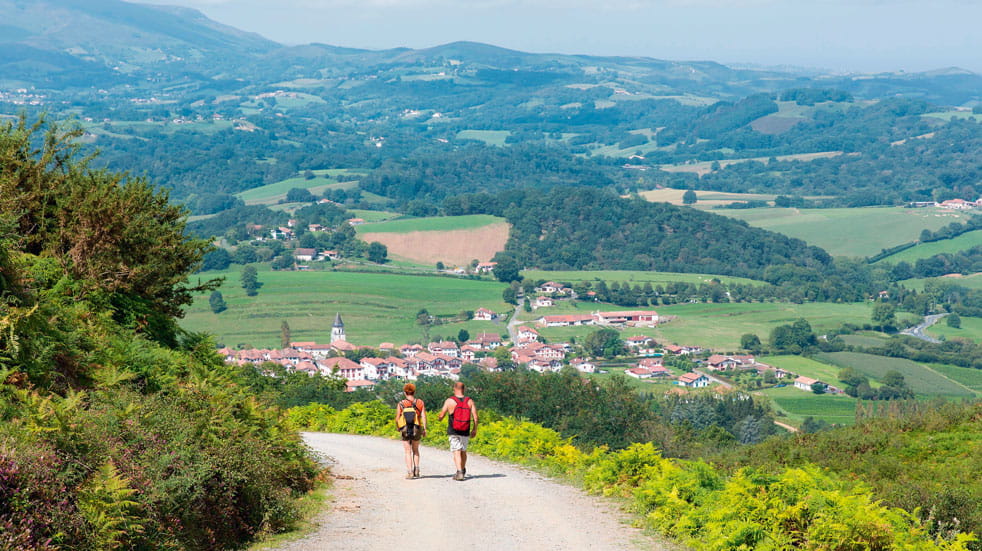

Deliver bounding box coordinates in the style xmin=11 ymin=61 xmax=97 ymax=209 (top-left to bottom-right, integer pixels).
xmin=272 ymin=433 xmax=672 ymax=551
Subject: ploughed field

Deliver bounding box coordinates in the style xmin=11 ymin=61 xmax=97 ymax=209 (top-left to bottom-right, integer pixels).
xmin=356 ymin=215 xmax=509 ymax=267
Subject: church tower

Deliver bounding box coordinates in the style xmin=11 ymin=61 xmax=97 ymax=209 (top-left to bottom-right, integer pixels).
xmin=331 ymin=312 xmax=346 ymax=343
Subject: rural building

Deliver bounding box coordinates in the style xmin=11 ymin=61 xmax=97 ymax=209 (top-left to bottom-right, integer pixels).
xmin=516 ymin=326 xmax=540 ymax=343
xmin=793 ymin=376 xmax=822 ymax=392
xmin=535 ymin=296 xmax=555 ymax=308
xmin=428 ymin=341 xmax=460 ymax=358
xmin=347 ymin=218 xmax=366 ymax=225
xmin=535 ymin=282 xmax=570 ymax=294
xmin=538 ymin=314 xmax=595 ymax=327
xmin=663 ymin=345 xmax=702 ymax=355
xmin=475 ymin=262 xmax=497 ymax=273
xmin=570 ymin=358 xmax=597 ymax=373
xmin=625 ymin=335 xmax=653 ymax=348
xmin=294 ymin=248 xmax=317 ymax=262
xmin=678 ymin=372 xmax=710 ymax=388
xmin=473 ymin=307 xmax=496 ymax=321
xmin=938 ymin=199 xmax=975 ymax=210
xmin=345 ymin=379 xmax=375 ymax=392
xmin=625 ymin=367 xmax=655 ymax=379
xmin=469 ymin=332 xmax=502 ymax=349
xmin=594 ymin=310 xmax=659 ymax=327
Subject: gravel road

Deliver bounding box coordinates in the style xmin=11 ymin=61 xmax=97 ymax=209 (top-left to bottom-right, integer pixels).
xmin=271 ymin=433 xmax=673 ymax=551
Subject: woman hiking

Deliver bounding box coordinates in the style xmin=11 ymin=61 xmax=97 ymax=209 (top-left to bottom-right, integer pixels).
xmin=395 ymin=383 xmax=427 ymax=479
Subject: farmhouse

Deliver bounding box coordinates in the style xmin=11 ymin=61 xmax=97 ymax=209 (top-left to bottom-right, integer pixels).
xmin=516 ymin=326 xmax=540 ymax=343
xmin=539 ymin=314 xmax=595 ymax=327
xmin=938 ymin=198 xmax=975 ymax=210
xmin=793 ymin=376 xmax=822 ymax=392
xmin=663 ymin=345 xmax=702 ymax=355
xmin=625 ymin=335 xmax=653 ymax=348
xmin=428 ymin=341 xmax=460 ymax=358
xmin=400 ymin=344 xmax=423 ymax=357
xmin=469 ymin=332 xmax=502 ymax=350
xmin=474 ymin=307 xmax=496 ymax=321
xmin=345 ymin=379 xmax=375 ymax=393
xmin=570 ymin=358 xmax=597 ymax=373
xmin=347 ymin=218 xmax=366 ymax=225
xmin=535 ymin=281 xmax=570 ymax=294
xmin=678 ymin=372 xmax=710 ymax=388
xmin=475 ymin=262 xmax=497 ymax=273
xmin=625 ymin=367 xmax=655 ymax=379
xmin=535 ymin=296 xmax=555 ymax=308
xmin=594 ymin=310 xmax=659 ymax=327
xmin=294 ymin=248 xmax=317 ymax=261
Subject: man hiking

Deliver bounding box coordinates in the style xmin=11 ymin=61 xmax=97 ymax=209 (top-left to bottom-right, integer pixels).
xmin=395 ymin=383 xmax=427 ymax=479
xmin=437 ymin=381 xmax=478 ymax=481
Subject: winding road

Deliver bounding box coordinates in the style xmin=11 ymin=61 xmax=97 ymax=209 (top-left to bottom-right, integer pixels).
xmin=900 ymin=313 xmax=948 ymax=343
xmin=271 ymin=433 xmax=673 ymax=551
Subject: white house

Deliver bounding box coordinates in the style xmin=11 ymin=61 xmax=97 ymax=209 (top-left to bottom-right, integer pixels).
xmin=473 ymin=307 xmax=496 ymax=321
xmin=678 ymin=372 xmax=710 ymax=388
xmin=794 ymin=376 xmax=821 ymax=392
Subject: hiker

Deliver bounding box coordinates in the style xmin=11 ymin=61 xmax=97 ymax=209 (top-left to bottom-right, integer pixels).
xmin=395 ymin=383 xmax=427 ymax=479
xmin=438 ymin=381 xmax=478 ymax=481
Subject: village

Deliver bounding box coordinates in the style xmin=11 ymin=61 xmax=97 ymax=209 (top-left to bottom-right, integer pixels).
xmin=220 ymin=295 xmax=844 ymax=397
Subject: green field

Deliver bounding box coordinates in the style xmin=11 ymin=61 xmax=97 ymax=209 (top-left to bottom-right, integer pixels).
xmin=456 ymin=130 xmax=511 ymax=146
xmin=761 ymin=386 xmax=858 ymax=426
xmin=518 ymin=300 xmax=880 ymax=351
xmin=837 ymin=331 xmax=890 ymax=348
xmin=817 ymin=352 xmax=977 ymax=397
xmin=927 ymin=363 xmax=982 ymax=392
xmin=759 ymin=355 xmax=842 ymax=383
xmin=901 ymin=273 xmax=982 ymax=291
xmin=236 ymin=169 xmax=362 ymax=205
xmin=926 ymin=315 xmax=982 ymax=343
xmin=181 ymin=267 xmax=510 ymax=348
xmin=347 ymin=209 xmax=402 ymax=223
xmin=719 ymin=207 xmax=973 ymax=257
xmin=356 ymin=214 xmax=505 ymax=234
xmin=875 ymin=230 xmax=982 ymax=264
xmin=521 ymin=270 xmax=768 ymax=287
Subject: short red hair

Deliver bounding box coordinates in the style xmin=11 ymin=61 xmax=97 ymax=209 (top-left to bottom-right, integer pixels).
xmin=403 ymin=383 xmax=416 ymax=395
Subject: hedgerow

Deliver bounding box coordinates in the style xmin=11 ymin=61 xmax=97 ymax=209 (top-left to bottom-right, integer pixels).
xmin=289 ymin=400 xmax=977 ymax=550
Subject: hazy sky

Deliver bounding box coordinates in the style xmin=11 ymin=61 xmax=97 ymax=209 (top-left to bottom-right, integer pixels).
xmin=144 ymin=0 xmax=982 ymax=73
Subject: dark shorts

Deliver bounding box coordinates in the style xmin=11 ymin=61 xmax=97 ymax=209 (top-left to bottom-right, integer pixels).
xmin=400 ymin=428 xmax=422 ymax=441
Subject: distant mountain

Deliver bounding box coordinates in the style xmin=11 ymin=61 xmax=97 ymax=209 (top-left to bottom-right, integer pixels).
xmin=1 ymin=0 xmax=979 ymax=105
xmin=0 ymin=0 xmax=277 ymax=85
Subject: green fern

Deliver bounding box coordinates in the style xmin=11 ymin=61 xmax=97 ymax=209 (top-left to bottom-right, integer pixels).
xmin=77 ymin=461 xmax=143 ymax=550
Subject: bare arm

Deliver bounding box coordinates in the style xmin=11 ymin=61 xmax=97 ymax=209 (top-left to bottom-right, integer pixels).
xmin=469 ymin=399 xmax=478 ymax=436
xmin=437 ymin=398 xmax=452 ymax=421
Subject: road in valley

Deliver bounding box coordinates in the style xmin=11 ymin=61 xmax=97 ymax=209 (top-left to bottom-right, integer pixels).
xmin=900 ymin=313 xmax=948 ymax=343
xmin=271 ymin=433 xmax=673 ymax=551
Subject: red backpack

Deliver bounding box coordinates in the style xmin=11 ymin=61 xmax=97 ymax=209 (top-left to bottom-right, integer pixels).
xmin=451 ymin=396 xmax=472 ymax=433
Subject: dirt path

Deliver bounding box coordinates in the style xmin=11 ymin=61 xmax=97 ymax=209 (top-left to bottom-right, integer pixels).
xmin=273 ymin=433 xmax=672 ymax=551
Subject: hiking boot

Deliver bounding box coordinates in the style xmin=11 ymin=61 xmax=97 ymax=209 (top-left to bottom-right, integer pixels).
xmin=453 ymin=470 xmax=464 ymax=481
xmin=462 ymin=468 xmax=466 ymax=477
xmin=413 ymin=467 xmax=420 ymax=478
xmin=406 ymin=471 xmax=414 ymax=480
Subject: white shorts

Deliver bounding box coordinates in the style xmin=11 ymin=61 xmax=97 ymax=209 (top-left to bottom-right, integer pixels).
xmin=449 ymin=434 xmax=470 ymax=451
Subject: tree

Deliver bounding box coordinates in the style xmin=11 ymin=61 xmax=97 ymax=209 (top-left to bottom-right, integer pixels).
xmin=241 ymin=265 xmax=260 ymax=296
xmin=946 ymin=313 xmax=961 ymax=328
xmin=492 ymin=254 xmax=521 ymax=283
xmin=682 ymin=190 xmax=698 ymax=205
xmin=583 ymin=328 xmax=626 ymax=358
xmin=271 ymin=255 xmax=294 ymax=270
xmin=502 ymin=287 xmax=518 ymax=305
xmin=367 ymin=242 xmax=388 ymax=263
xmin=457 ymin=329 xmax=470 ymax=343
xmin=812 ymin=382 xmax=828 ymax=394
xmin=436 ymin=261 xmax=445 ymax=271
xmin=871 ymin=302 xmax=897 ymax=330
xmin=285 ymin=188 xmax=315 ymax=202
xmin=801 ymin=416 xmax=829 ymax=433
xmin=281 ymin=321 xmax=291 ymax=348
xmin=740 ymin=333 xmax=761 ymax=352
xmin=200 ymin=248 xmax=232 ymax=272
xmin=209 ymin=291 xmax=227 ymax=314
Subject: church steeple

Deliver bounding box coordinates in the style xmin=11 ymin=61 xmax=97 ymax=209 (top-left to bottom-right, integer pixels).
xmin=331 ymin=312 xmax=346 ymax=343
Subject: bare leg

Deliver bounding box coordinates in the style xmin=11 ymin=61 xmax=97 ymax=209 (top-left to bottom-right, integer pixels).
xmin=460 ymin=450 xmax=467 ymax=474
xmin=411 ymin=440 xmax=421 ymax=474
xmin=403 ymin=440 xmax=414 ymax=474
xmin=452 ymin=449 xmax=463 ymax=471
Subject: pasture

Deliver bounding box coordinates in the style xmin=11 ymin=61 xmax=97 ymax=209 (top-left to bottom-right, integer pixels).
xmin=759 ymin=355 xmax=842 ymax=383
xmin=456 ymin=130 xmax=511 ymax=146
xmin=180 ymin=267 xmax=510 ymax=348
xmin=874 ymin=230 xmax=982 ymax=264
xmin=719 ymin=207 xmax=973 ymax=257
xmin=638 ymin=189 xmax=779 ymax=208
xmin=761 ymin=386 xmax=858 ymax=426
xmin=901 ymin=273 xmax=982 ymax=291
xmin=816 ymin=352 xmax=976 ymax=397
xmin=357 ymin=215 xmax=509 ymax=266
xmin=927 ymin=363 xmax=982 ymax=393
xmin=656 ymin=151 xmax=843 ymax=177
xmin=236 ymin=169 xmax=362 ymax=205
xmin=519 ymin=300 xmax=876 ymax=351
xmin=926 ymin=315 xmax=982 ymax=343
xmin=521 ymin=269 xmax=768 ymax=287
